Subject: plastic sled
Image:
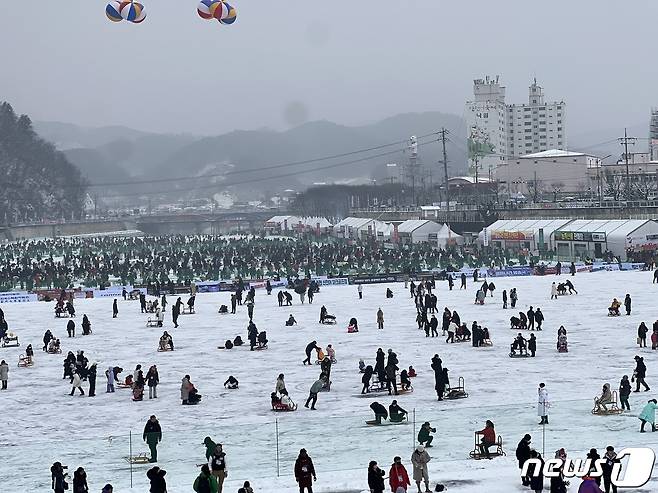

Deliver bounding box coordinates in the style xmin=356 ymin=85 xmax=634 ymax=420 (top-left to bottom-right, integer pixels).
xmin=146 ymin=319 xmax=162 ymax=327
xmin=480 ymin=339 xmax=493 ymax=347
xmin=321 ymin=317 xmax=337 ymax=325
xmin=509 ymin=345 xmax=529 ymax=358
xmin=272 ymin=400 xmax=298 ymax=412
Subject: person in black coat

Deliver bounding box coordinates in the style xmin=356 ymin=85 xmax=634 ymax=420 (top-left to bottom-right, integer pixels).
xmin=529 ymin=450 xmax=544 ymax=493
xmin=624 ymin=294 xmax=632 ymax=315
xmin=374 ymin=348 xmax=385 ymax=376
xmin=634 ymin=355 xmax=650 ymax=391
xmin=431 ymin=355 xmax=443 ymax=400
xmin=146 ymin=466 xmax=167 ymax=493
xmin=87 ymin=363 xmax=97 ymax=397
xmin=67 ymin=320 xmax=75 ymax=338
xmin=515 ymin=434 xmax=532 ymax=486
xmin=303 ymin=341 xmax=318 ymax=365
xmin=369 ymin=401 xmax=388 ymax=424
xmin=368 ymin=461 xmax=386 ymax=493
xmin=601 ymin=446 xmax=620 ymax=493
xmin=528 ymin=334 xmax=537 ymax=357
xmin=361 ymin=365 xmax=374 ymax=394
xmin=72 ymin=467 xmax=88 ymax=493
xmin=534 ymin=309 xmax=544 ymax=330
xmin=81 ymin=315 xmax=91 ymax=335
xmin=112 ymin=299 xmax=118 ymax=318
xmin=51 ymin=462 xmax=68 ymax=493
xmin=143 ymin=416 xmax=163 ymax=463
xmin=43 ymin=329 xmax=54 ymax=351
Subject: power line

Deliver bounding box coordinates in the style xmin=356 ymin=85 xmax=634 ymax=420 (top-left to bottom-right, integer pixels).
xmin=97 ymin=140 xmax=440 ymax=199
xmin=84 ymin=132 xmax=442 ymax=188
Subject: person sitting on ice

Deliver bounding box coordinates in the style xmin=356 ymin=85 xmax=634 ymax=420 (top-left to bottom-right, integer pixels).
xmin=159 ymin=331 xmax=174 ymax=351
xmin=359 ymin=359 xmax=366 ymax=373
xmin=257 ymin=331 xmax=268 ymax=348
xmin=511 ymin=333 xmax=527 ymax=355
xmin=408 ymin=366 xmax=417 ymax=378
xmin=48 ymin=338 xmax=61 ymax=353
xmin=510 ymin=315 xmax=521 ymax=329
xmin=594 ymin=383 xmax=614 ymax=412
xmin=124 ymin=374 xmax=134 ymax=387
xmin=477 ymin=420 xmax=497 ymax=459
xmin=223 ymin=375 xmax=239 ymax=389
xmin=518 ymin=312 xmax=528 ymax=329
xmin=218 ymin=304 xmax=228 ymax=314
xmin=223 ymin=339 xmax=234 ymax=350
xmin=271 ymin=391 xmax=281 ymax=406
xmin=233 ymin=335 xmax=244 ymax=347
xmin=326 ymin=344 xmax=336 ymax=363
xmin=399 ymin=369 xmax=411 ymax=391
xmin=482 ymin=327 xmax=490 ymax=342
xmin=475 ymin=289 xmax=486 ymax=305
xmin=285 ymin=314 xmax=297 ymax=326
xmin=557 ymin=333 xmax=568 ymax=351
xmin=369 ymin=401 xmax=389 ymax=425
xmin=389 ymin=399 xmax=408 ymax=422
xmin=386 ymin=288 xmax=394 ymax=298
xmin=608 ymin=298 xmax=621 ymax=316
xmin=348 ymin=317 xmax=359 ymax=332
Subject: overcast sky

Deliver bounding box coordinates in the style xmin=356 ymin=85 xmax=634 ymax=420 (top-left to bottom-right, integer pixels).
xmin=0 ymin=0 xmax=656 ymax=137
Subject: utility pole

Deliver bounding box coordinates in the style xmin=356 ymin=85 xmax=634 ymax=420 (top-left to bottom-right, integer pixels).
xmin=620 ymin=128 xmax=636 ymax=200
xmin=439 ymin=128 xmax=450 ymax=212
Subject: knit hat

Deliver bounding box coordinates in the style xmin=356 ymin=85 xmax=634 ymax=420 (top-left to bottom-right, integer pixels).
xmin=416 ymin=445 xmax=425 ymax=452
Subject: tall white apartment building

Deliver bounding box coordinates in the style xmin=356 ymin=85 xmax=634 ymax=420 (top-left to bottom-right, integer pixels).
xmin=507 ymin=79 xmax=567 ymax=157
xmin=650 ymin=109 xmax=658 ymax=161
xmin=465 ymin=76 xmax=567 ymax=177
xmin=464 ymin=76 xmax=508 ymax=173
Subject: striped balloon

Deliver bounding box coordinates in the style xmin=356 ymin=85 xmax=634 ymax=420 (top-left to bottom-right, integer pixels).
xmin=105 ymin=1 xmax=124 ymax=22
xmin=219 ymin=2 xmax=236 ymax=24
xmin=209 ymin=1 xmax=225 ymax=21
xmin=121 ymin=2 xmax=145 ymax=22
xmin=197 ymin=0 xmax=216 ymax=20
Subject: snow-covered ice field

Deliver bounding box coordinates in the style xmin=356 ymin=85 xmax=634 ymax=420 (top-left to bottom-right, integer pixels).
xmin=2 ymin=270 xmax=658 ymax=492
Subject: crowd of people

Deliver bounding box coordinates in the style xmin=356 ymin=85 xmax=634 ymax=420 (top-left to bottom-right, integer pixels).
xmin=0 ymin=235 xmax=542 ymax=291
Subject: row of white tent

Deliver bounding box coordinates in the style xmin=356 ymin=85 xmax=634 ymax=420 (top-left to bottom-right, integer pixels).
xmin=265 ymin=215 xmax=463 ymax=247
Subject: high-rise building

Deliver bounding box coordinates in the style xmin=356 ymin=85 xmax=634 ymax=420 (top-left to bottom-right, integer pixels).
xmin=464 ymin=76 xmax=508 ymax=175
xmin=650 ymin=109 xmax=658 ymax=161
xmin=507 ymin=79 xmax=567 ymax=157
xmin=465 ymin=76 xmax=567 ymax=180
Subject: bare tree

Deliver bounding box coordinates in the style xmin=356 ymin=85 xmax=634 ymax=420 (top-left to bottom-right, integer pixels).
xmin=603 ymin=170 xmax=624 ymax=201
xmin=633 ymin=174 xmax=657 ymax=200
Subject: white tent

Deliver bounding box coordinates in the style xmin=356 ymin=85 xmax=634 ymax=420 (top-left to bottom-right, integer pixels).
xmin=432 ymin=224 xmax=463 ymax=248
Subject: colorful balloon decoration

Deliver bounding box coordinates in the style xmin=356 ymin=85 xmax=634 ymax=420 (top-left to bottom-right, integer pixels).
xmin=105 ymin=1 xmax=237 ymax=25
xmin=105 ymin=1 xmax=146 ymax=24
xmin=197 ymin=0 xmax=237 ymax=25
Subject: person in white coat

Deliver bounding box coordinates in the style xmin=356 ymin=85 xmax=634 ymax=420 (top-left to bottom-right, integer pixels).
xmin=538 ymin=383 xmax=550 ymax=424
xmin=550 ymin=282 xmax=558 ymax=300
xmin=0 ymin=360 xmax=8 ymax=390
xmin=358 ymin=283 xmax=363 ymax=299
xmin=70 ymin=370 xmax=85 ymax=396
xmin=411 ymin=445 xmax=431 ymax=493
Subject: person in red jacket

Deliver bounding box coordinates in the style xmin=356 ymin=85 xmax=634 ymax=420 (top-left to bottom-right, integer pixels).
xmin=477 ymin=420 xmax=496 ymax=459
xmin=388 ymin=456 xmax=410 ymax=492
xmin=294 ymin=448 xmax=316 ymax=493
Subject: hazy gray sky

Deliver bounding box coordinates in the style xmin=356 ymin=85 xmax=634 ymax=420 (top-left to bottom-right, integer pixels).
xmin=1 ymin=0 xmax=656 ymax=136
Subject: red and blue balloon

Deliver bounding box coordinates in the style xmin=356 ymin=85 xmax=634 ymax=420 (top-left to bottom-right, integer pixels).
xmin=105 ymin=1 xmax=238 ymax=25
